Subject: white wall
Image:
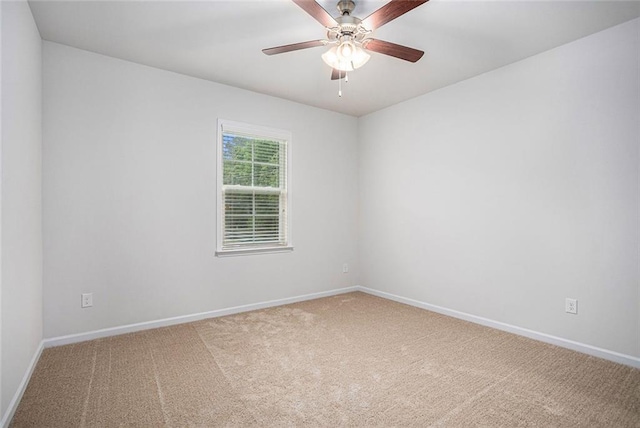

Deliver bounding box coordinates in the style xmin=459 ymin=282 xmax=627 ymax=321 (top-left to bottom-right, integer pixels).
xmin=42 ymin=42 xmax=359 ymax=338
xmin=358 ymin=19 xmax=639 ymax=357
xmin=1 ymin=0 xmax=43 ymax=417
xmin=0 ymin=0 xmax=3 ymax=413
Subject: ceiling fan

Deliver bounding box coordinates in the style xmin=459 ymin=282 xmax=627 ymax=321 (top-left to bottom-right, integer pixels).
xmin=263 ymin=0 xmax=428 ymax=81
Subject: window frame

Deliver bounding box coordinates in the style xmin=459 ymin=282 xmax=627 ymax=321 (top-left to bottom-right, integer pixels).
xmin=216 ymin=119 xmax=293 ymax=257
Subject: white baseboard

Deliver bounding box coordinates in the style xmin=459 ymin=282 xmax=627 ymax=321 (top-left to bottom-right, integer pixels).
xmin=1 ymin=340 xmax=44 ymax=428
xmin=44 ymin=286 xmax=360 ymax=348
xmin=356 ymin=286 xmax=640 ymax=369
xmin=44 ymin=284 xmax=640 ymax=368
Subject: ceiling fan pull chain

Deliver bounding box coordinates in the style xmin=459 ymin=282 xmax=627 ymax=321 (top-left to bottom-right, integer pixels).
xmin=338 ymin=70 xmax=342 ymax=97
xmin=345 ymin=71 xmax=349 ymax=83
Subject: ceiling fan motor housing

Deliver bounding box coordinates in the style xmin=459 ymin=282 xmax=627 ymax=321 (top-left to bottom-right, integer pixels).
xmin=328 ymin=15 xmax=364 ymax=39
xmin=337 ymin=0 xmax=356 ymax=15
xmin=327 ymin=11 xmax=371 ymax=47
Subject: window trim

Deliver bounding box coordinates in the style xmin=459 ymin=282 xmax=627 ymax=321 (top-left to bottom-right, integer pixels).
xmin=216 ymin=119 xmax=293 ymax=257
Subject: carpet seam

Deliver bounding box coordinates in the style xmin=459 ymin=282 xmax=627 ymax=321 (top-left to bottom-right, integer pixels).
xmin=192 ymin=321 xmax=236 ymax=385
xmin=427 ymin=366 xmax=522 ymax=427
xmin=149 ymin=339 xmax=171 ymax=426
xmin=191 ymin=322 xmax=261 ymax=425
xmin=79 ymin=342 xmax=98 ymax=428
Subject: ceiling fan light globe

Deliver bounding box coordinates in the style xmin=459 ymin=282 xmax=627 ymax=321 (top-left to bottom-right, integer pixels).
xmin=321 ymin=47 xmax=338 ymax=64
xmin=351 ymin=47 xmax=371 ymax=69
xmin=333 ymin=59 xmax=354 ymax=72
xmin=322 ymin=47 xmax=354 ymax=72
xmin=337 ymin=40 xmax=355 ymax=60
xmin=338 ymin=61 xmax=354 ymax=72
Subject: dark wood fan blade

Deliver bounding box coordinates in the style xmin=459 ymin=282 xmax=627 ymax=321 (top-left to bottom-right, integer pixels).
xmin=364 ymin=39 xmax=424 ymax=62
xmin=362 ymin=0 xmax=428 ymax=30
xmin=292 ymin=0 xmax=338 ymax=28
xmin=262 ymin=40 xmax=325 ymax=55
xmin=331 ymin=69 xmax=346 ymax=80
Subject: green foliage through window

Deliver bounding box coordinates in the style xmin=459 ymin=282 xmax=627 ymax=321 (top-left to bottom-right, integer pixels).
xmin=223 ymin=134 xmax=281 ymax=188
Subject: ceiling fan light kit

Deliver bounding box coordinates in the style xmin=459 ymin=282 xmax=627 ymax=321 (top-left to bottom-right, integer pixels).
xmin=321 ymin=45 xmax=370 ymax=72
xmin=263 ymin=0 xmax=428 ymax=95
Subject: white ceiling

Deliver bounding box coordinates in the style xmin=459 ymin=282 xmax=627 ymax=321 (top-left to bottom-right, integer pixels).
xmin=29 ymin=0 xmax=640 ymax=117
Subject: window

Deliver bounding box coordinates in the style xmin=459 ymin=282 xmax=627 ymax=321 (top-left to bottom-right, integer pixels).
xmin=216 ymin=119 xmax=292 ymax=256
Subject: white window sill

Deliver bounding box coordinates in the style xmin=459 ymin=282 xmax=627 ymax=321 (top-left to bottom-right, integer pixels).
xmin=215 ymin=246 xmax=294 ymax=257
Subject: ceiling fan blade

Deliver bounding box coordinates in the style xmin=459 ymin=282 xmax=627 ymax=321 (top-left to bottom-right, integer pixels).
xmin=362 ymin=0 xmax=428 ymax=30
xmin=364 ymin=39 xmax=424 ymax=62
xmin=331 ymin=69 xmax=346 ymax=80
xmin=292 ymin=0 xmax=338 ymax=28
xmin=262 ymin=40 xmax=325 ymax=55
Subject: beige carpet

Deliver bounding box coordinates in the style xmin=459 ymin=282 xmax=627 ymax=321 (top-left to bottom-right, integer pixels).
xmin=11 ymin=292 xmax=640 ymax=427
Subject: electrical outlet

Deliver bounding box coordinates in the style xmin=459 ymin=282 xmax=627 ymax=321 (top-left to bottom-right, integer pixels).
xmin=565 ymin=298 xmax=577 ymax=314
xmin=342 ymin=263 xmax=349 ymax=274
xmin=81 ymin=293 xmax=93 ymax=308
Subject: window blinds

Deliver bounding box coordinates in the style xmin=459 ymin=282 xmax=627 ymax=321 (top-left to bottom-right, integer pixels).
xmin=221 ymin=130 xmax=288 ymax=249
